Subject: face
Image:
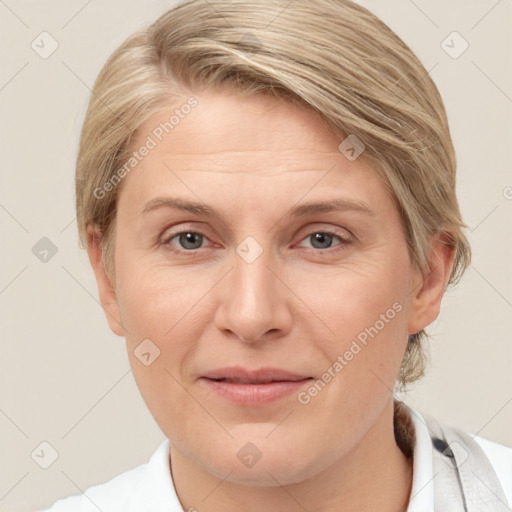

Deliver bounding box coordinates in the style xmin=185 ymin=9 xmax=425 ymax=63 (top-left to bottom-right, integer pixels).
xmin=89 ymin=85 xmax=451 ymax=485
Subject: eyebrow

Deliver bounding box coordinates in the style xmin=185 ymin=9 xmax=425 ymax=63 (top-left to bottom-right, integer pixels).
xmin=141 ymin=196 xmax=376 ymax=219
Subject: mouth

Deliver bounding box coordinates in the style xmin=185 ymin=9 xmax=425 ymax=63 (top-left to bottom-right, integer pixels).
xmin=201 ymin=366 xmax=311 ymax=383
xmin=199 ymin=367 xmax=313 ymax=405
xmin=208 ymin=377 xmax=299 ymax=384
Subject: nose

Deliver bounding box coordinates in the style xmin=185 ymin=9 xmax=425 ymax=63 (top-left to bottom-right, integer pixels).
xmin=213 ymin=241 xmax=293 ymax=344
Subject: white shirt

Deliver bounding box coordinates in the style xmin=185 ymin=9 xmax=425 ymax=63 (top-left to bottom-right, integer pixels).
xmin=38 ymin=409 xmax=512 ymax=512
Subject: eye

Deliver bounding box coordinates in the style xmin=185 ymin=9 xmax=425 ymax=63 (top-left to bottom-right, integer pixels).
xmin=296 ymin=230 xmax=352 ymax=254
xmin=161 ymin=230 xmax=212 ymax=252
xmin=159 ymin=228 xmax=352 ymax=255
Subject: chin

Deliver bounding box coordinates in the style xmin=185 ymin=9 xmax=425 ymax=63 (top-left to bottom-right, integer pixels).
xmin=199 ymin=431 xmax=320 ymax=486
xmin=210 ymin=456 xmax=315 ymax=487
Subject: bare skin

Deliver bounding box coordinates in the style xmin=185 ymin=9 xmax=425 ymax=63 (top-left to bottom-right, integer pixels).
xmin=87 ymin=85 xmax=455 ymax=512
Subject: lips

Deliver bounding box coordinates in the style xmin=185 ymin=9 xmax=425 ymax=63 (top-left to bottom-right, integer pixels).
xmin=201 ymin=366 xmax=311 ymax=384
xmin=199 ymin=366 xmax=313 ymax=405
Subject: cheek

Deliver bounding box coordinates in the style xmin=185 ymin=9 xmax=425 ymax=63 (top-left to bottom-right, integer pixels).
xmin=307 ymin=255 xmax=411 ymax=341
xmin=116 ymin=262 xmax=217 ymax=395
xmin=307 ymin=256 xmax=412 ymax=393
xmin=114 ymin=266 xmax=191 ymax=395
xmin=128 ymin=355 xmax=209 ymax=454
xmin=116 ymin=261 xmax=205 ymax=340
xmin=116 ymin=267 xmax=206 ymax=440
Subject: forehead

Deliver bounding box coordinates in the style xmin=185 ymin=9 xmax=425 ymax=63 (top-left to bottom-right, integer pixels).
xmin=116 ymin=87 xmax=392 ymax=221
xmin=131 ymin=86 xmax=343 ymax=158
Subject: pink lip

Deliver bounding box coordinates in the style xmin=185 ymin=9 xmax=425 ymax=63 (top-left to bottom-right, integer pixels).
xmin=199 ymin=366 xmax=313 ymax=406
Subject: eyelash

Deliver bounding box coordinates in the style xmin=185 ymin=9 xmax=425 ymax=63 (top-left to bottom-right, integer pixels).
xmin=159 ymin=228 xmax=352 ymax=256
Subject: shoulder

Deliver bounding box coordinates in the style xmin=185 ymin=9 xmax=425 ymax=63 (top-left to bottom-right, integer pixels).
xmin=37 ymin=439 xmax=181 ymax=512
xmin=410 ymin=406 xmax=512 ymax=506
xmin=474 ymin=433 xmax=512 ymax=499
xmin=40 ymin=463 xmax=152 ymax=512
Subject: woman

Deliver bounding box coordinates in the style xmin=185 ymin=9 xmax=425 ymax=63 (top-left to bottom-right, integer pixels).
xmin=38 ymin=0 xmax=512 ymax=510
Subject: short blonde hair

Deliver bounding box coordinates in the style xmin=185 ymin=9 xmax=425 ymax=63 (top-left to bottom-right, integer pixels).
xmin=76 ymin=0 xmax=471 ymax=387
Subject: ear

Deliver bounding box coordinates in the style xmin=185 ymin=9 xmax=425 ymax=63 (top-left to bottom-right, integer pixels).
xmin=408 ymin=232 xmax=456 ymax=336
xmin=86 ymin=224 xmax=125 ymax=337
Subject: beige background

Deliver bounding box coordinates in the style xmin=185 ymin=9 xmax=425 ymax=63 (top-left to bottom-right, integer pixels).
xmin=0 ymin=0 xmax=511 ymax=511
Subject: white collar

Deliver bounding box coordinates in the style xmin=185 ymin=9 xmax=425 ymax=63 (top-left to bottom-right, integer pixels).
xmin=405 ymin=408 xmax=435 ymax=511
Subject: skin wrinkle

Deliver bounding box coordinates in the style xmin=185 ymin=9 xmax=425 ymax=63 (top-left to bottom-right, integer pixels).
xmin=163 ymin=155 xmax=344 ymax=174
xmin=87 ymin=87 xmax=454 ymax=512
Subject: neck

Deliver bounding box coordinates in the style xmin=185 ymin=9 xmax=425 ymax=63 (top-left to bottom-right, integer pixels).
xmin=170 ymin=399 xmax=413 ymax=512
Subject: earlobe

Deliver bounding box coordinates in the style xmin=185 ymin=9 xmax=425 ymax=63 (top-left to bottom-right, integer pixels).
xmin=86 ymin=224 xmax=125 ymax=337
xmin=408 ymin=232 xmax=456 ymax=336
